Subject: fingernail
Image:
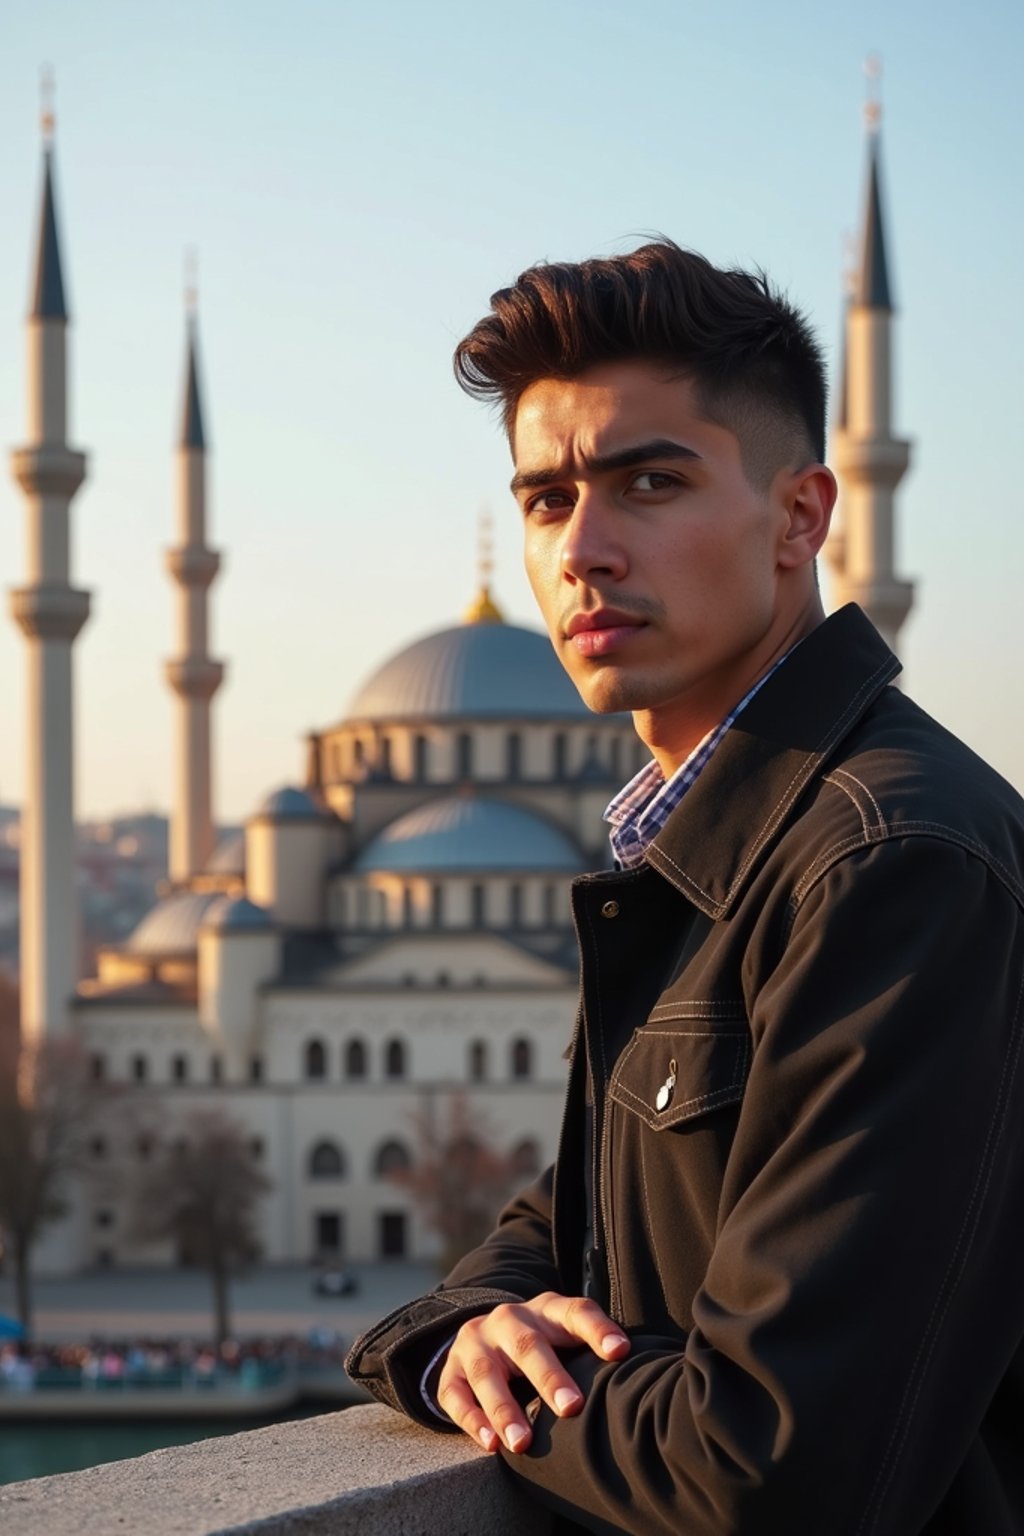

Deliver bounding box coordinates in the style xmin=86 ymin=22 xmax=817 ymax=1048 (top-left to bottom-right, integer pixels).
xmin=602 ymin=1333 xmax=628 ymax=1352
xmin=505 ymin=1423 xmax=530 ymax=1453
xmin=478 ymin=1427 xmax=498 ymax=1452
xmin=554 ymin=1386 xmax=581 ymax=1413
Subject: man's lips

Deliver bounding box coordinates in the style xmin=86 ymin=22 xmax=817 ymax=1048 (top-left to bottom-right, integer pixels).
xmin=564 ymin=610 xmax=647 ymax=657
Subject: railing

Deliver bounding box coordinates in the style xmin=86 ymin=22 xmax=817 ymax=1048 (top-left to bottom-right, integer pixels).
xmin=0 ymin=1402 xmax=553 ymax=1535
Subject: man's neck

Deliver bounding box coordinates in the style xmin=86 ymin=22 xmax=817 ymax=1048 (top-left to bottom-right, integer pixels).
xmin=635 ymin=601 xmax=826 ymax=777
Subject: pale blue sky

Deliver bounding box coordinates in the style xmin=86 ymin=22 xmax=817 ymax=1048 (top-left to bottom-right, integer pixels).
xmin=1 ymin=0 xmax=1021 ymax=819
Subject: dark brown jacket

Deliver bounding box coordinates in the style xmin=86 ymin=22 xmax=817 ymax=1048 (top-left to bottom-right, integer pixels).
xmin=347 ymin=606 xmax=1024 ymax=1536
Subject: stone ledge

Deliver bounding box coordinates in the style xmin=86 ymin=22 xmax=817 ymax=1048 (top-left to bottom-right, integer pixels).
xmin=0 ymin=1403 xmax=552 ymax=1536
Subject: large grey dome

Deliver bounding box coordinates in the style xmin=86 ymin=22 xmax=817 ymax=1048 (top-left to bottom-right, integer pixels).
xmin=354 ymin=795 xmax=585 ymax=873
xmin=346 ymin=622 xmax=592 ymax=722
xmin=125 ymin=890 xmax=225 ymax=956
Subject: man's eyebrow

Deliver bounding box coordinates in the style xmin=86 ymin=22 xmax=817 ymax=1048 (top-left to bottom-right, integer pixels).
xmin=510 ymin=439 xmax=702 ymax=494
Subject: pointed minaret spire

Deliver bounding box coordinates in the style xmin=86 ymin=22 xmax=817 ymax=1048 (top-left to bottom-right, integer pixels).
xmin=32 ymin=73 xmax=67 ymax=322
xmin=828 ymin=56 xmax=914 ymax=657
xmin=9 ymin=77 xmax=91 ymax=1046
xmin=164 ymin=258 xmax=225 ymax=883
xmin=180 ymin=250 xmax=205 ymax=449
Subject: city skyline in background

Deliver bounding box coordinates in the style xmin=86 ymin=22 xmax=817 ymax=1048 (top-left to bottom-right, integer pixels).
xmin=1 ymin=0 xmax=1021 ymax=821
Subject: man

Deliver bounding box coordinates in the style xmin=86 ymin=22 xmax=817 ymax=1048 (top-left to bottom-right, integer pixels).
xmin=346 ymin=243 xmax=1024 ymax=1534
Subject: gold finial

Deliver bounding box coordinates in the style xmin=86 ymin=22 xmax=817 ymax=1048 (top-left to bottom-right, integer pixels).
xmin=184 ymin=247 xmax=199 ymax=318
xmin=40 ymin=64 xmax=56 ymax=145
xmin=462 ymin=507 xmax=505 ymax=625
xmin=863 ymin=53 xmax=882 ymax=134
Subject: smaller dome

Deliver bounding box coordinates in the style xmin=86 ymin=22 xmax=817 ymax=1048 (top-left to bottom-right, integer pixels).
xmin=201 ymin=895 xmax=274 ymax=933
xmin=204 ymin=831 xmax=245 ymax=875
xmin=254 ymin=785 xmax=322 ymax=821
xmin=354 ymin=795 xmax=584 ymax=873
xmin=125 ymin=890 xmax=225 ymax=956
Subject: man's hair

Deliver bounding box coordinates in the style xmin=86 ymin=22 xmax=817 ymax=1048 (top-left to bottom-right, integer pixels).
xmin=453 ymin=240 xmax=828 ymax=489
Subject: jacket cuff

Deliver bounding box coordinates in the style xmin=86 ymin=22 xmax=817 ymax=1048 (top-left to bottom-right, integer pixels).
xmin=345 ymin=1285 xmax=524 ymax=1426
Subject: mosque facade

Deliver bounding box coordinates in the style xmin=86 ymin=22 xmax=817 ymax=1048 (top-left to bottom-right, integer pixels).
xmin=8 ymin=99 xmax=912 ymax=1273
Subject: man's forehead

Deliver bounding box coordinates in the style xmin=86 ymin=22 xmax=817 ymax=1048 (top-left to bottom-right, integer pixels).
xmin=511 ymin=366 xmax=705 ymax=467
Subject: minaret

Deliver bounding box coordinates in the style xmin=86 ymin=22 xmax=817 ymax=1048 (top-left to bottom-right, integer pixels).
xmin=163 ymin=263 xmax=224 ymax=883
xmin=9 ymin=81 xmax=91 ymax=1045
xmin=828 ymin=62 xmax=914 ymax=654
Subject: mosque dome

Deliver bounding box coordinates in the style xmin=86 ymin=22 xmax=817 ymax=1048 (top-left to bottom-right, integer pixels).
xmin=201 ymin=895 xmax=274 ymax=932
xmin=346 ymin=620 xmax=593 ymax=723
xmin=255 ymin=785 xmax=323 ymax=820
xmin=124 ymin=889 xmax=226 ymax=956
xmin=353 ymin=794 xmax=585 ymax=873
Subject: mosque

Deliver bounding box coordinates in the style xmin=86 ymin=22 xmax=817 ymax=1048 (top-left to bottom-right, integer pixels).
xmin=8 ymin=95 xmax=912 ymax=1272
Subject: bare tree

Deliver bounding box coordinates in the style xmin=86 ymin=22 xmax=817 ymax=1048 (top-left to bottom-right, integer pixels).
xmin=391 ymin=1093 xmax=521 ymax=1272
xmin=0 ymin=980 xmax=97 ymax=1337
xmin=128 ymin=1109 xmax=270 ymax=1347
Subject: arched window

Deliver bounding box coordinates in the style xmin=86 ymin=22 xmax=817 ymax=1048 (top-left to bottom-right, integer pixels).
xmin=305 ymin=1039 xmax=328 ymax=1080
xmin=308 ymin=1140 xmax=346 ymax=1179
xmin=89 ymin=1053 xmax=105 ymax=1083
xmin=345 ymin=1039 xmax=367 ymax=1080
xmin=430 ymin=883 xmax=443 ymax=926
xmin=456 ymin=731 xmax=473 ymax=779
xmin=509 ymin=883 xmax=523 ymax=927
xmin=378 ymin=735 xmax=393 ymax=778
xmin=352 ymin=737 xmax=365 ymax=769
xmin=511 ymin=1037 xmax=533 ymax=1081
xmin=90 ymin=1135 xmax=107 ymax=1160
xmin=510 ymin=1137 xmax=541 ymax=1179
xmin=171 ymin=1053 xmax=188 ymax=1084
xmin=413 ymin=734 xmax=429 ymax=783
xmin=507 ymin=732 xmax=522 ymax=780
xmin=131 ymin=1053 xmax=148 ymax=1084
xmin=543 ymin=883 xmax=558 ymax=925
xmin=471 ymin=883 xmax=486 ymax=926
xmin=469 ymin=1039 xmax=488 ymax=1082
xmin=385 ymin=1038 xmax=407 ymax=1079
xmin=210 ymin=1054 xmax=223 ymax=1084
xmin=553 ymin=732 xmax=568 ymax=778
xmin=374 ymin=1139 xmax=412 ymax=1177
xmin=402 ymin=885 xmax=414 ymax=928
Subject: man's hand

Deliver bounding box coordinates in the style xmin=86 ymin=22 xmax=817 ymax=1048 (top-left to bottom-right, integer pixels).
xmin=436 ymin=1290 xmax=630 ymax=1454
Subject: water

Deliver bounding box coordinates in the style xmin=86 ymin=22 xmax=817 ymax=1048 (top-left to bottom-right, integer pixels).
xmin=0 ymin=1406 xmax=326 ymax=1486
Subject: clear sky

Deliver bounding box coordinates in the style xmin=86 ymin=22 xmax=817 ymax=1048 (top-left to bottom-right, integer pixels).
xmin=1 ymin=0 xmax=1021 ymax=821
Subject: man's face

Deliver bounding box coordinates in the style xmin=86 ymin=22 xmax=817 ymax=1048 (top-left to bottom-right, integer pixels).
xmin=511 ymin=360 xmax=802 ymax=745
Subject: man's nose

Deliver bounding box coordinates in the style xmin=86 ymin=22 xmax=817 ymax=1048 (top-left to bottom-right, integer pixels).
xmin=560 ymin=490 xmax=627 ymax=584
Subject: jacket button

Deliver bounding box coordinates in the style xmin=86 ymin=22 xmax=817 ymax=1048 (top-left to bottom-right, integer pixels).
xmin=601 ymin=900 xmax=620 ymax=919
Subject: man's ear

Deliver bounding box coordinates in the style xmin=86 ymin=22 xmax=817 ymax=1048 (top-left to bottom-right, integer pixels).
xmin=776 ymin=463 xmax=837 ymax=570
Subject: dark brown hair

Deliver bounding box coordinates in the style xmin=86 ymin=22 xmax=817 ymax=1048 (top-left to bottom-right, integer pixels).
xmin=453 ymin=240 xmax=827 ymax=488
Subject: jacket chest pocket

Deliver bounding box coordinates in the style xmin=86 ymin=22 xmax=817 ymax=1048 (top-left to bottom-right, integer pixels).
xmin=607 ymin=1011 xmax=751 ymax=1131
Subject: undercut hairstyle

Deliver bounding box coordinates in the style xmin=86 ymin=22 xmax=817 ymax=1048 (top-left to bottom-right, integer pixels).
xmin=453 ymin=240 xmax=828 ymax=490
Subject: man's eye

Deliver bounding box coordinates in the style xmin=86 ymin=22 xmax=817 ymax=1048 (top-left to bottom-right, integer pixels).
xmin=526 ymin=491 xmax=573 ymax=515
xmin=631 ymin=471 xmax=679 ymax=492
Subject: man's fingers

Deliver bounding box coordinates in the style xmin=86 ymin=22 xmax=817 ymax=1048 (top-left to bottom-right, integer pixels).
xmin=435 ymin=1371 xmax=501 ymax=1452
xmin=545 ymin=1293 xmax=631 ymax=1359
xmin=498 ymin=1323 xmax=584 ymax=1419
xmin=441 ymin=1350 xmax=532 ymax=1453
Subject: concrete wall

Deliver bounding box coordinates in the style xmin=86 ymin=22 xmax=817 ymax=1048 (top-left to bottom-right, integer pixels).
xmin=0 ymin=1403 xmax=552 ymax=1536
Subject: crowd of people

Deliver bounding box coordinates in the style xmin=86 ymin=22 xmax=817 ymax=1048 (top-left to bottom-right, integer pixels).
xmin=0 ymin=1330 xmax=349 ymax=1393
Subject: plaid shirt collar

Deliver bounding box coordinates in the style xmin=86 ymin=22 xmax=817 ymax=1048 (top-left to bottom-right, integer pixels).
xmin=604 ymin=658 xmax=788 ymax=869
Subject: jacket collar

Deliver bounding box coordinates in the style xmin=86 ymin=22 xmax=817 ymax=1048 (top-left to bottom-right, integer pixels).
xmin=645 ymin=605 xmax=900 ymax=920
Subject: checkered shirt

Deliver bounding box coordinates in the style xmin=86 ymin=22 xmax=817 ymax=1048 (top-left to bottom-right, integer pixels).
xmin=604 ymin=663 xmax=785 ymax=869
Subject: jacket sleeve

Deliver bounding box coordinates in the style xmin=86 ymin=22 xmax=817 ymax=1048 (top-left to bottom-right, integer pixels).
xmin=345 ymin=1163 xmax=564 ymax=1423
xmin=500 ymin=836 xmax=1024 ymax=1535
